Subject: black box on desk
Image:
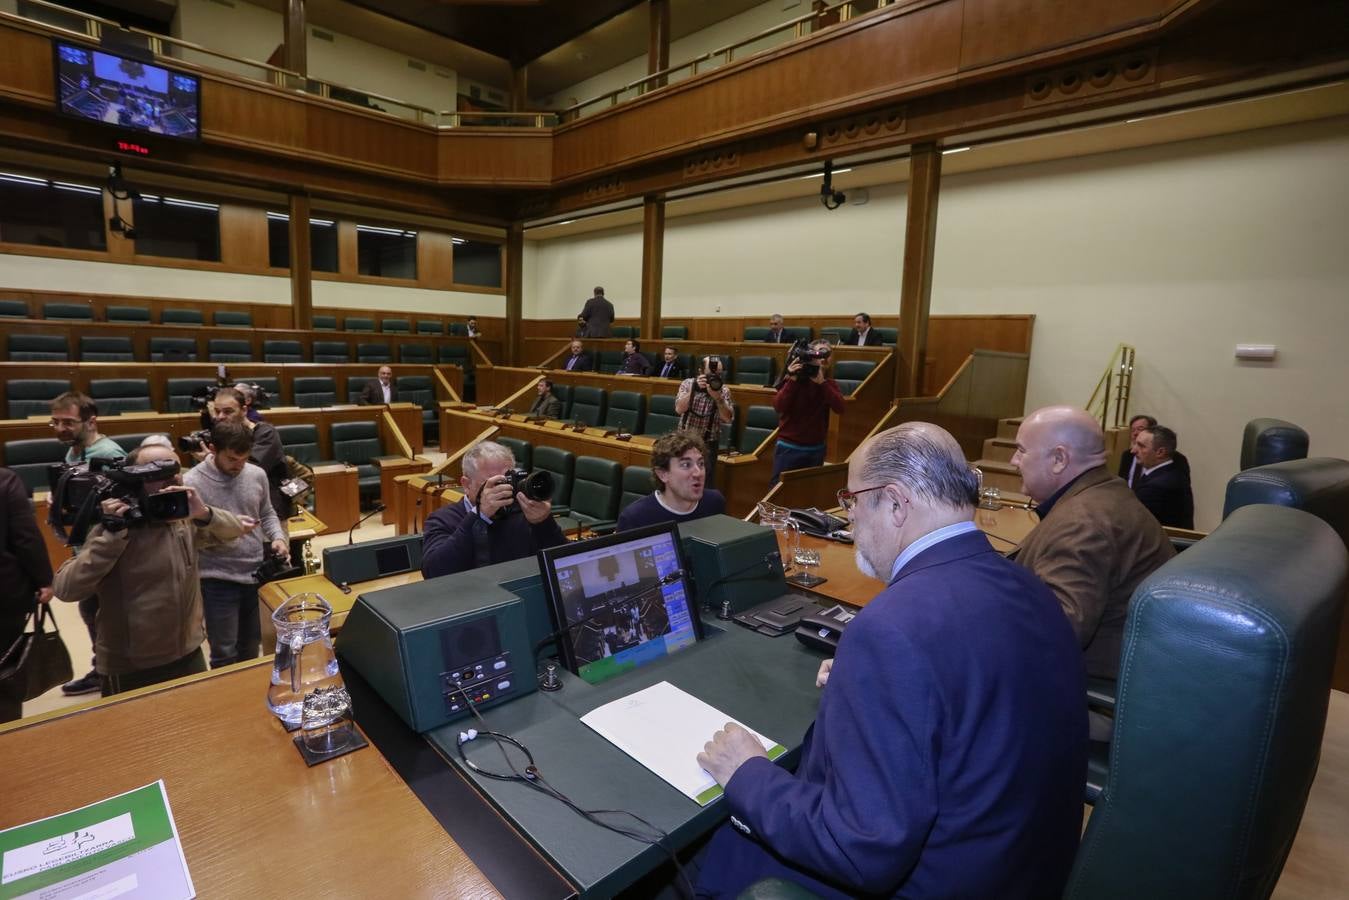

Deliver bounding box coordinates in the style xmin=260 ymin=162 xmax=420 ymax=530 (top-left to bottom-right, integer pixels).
xmin=336 ymin=568 xmax=536 ymax=733
xmin=679 ymin=515 xmax=787 ymax=616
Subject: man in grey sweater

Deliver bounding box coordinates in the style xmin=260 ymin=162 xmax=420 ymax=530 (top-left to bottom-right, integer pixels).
xmin=183 ymin=420 xmax=289 ymax=668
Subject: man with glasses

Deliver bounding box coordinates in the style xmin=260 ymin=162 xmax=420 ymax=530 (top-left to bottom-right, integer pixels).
xmin=695 ymin=422 xmax=1086 ymax=898
xmin=48 ymin=392 xmax=126 ymax=696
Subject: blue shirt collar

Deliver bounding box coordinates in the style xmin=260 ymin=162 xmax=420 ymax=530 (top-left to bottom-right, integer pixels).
xmin=888 ymin=520 xmax=980 ymax=583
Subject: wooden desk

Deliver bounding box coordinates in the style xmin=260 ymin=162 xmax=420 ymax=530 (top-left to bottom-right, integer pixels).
xmin=258 ymin=570 xmax=423 ymax=650
xmin=0 ymin=662 xmax=500 ymax=899
xmin=285 ymin=507 xmax=326 ymax=541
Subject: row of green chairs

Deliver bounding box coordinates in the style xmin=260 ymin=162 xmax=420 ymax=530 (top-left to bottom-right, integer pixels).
xmin=5 ymin=334 xmax=471 ymax=366
xmin=494 ymin=437 xmax=654 ymax=533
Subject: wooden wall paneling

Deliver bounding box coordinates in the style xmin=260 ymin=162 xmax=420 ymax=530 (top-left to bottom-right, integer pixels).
xmin=925 ymin=315 xmax=1034 ymax=391
xmin=832 ymin=352 xmax=897 ymax=463
xmin=896 ymin=142 xmax=941 ymax=398
xmin=956 ymin=0 xmax=1175 ymax=69
xmin=434 ymin=131 xmax=553 ymax=187
xmin=419 ymin=230 xmax=456 ymax=290
xmin=102 ymin=187 xmax=134 ymax=264
xmin=338 ymin=220 xmax=358 ymax=276
xmin=0 ymin=25 xmax=53 ymax=105
xmin=289 ymin=193 xmax=313 ymax=329
xmin=639 ymin=197 xmax=665 ymax=344
xmin=218 ymin=203 xmax=270 ymax=270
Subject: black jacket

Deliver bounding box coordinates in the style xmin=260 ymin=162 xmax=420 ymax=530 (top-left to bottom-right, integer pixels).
xmin=655 ymin=360 xmax=684 ymax=380
xmin=1132 ymin=461 xmax=1195 ymax=529
xmin=1 ymin=467 xmax=54 ymax=645
xmin=846 ymin=327 xmax=884 ymax=347
xmin=359 ymin=380 xmax=398 ymax=405
xmin=560 ymin=352 xmax=593 ymax=372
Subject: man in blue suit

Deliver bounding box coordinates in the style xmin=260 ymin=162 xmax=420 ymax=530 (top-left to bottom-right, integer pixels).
xmin=695 ymin=422 xmax=1087 ymax=898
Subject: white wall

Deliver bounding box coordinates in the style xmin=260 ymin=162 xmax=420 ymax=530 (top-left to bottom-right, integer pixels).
xmin=0 ymin=254 xmax=502 ymax=316
xmin=174 ymin=0 xmax=457 ymax=112
xmin=525 ymin=117 xmax=1349 ymax=529
xmin=546 ymin=0 xmax=802 ymax=111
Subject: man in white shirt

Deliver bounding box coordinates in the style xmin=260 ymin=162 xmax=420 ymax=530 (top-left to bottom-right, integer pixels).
xmin=846 ymin=312 xmax=883 ymax=347
xmin=359 ymin=366 xmax=397 ymax=405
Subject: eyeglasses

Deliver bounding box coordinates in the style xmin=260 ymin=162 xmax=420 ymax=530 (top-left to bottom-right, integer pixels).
xmin=836 ymin=484 xmax=889 ymax=511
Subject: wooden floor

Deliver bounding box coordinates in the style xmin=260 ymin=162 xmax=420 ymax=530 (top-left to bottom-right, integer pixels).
xmin=1274 ymin=689 xmax=1349 ymax=898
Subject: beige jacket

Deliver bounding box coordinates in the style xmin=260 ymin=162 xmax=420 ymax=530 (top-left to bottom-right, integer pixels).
xmin=1013 ymin=466 xmax=1175 ymax=681
xmin=54 ymin=508 xmax=245 ymax=676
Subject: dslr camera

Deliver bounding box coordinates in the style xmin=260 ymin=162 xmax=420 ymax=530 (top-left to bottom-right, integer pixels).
xmin=480 ymin=468 xmax=556 ymax=520
xmin=704 ymin=357 xmax=725 ymax=393
xmin=178 ymin=428 xmax=213 ymax=453
xmin=254 ymin=549 xmax=303 ymax=584
xmin=47 ymin=457 xmax=190 ymax=545
xmin=786 ymin=339 xmax=831 ymax=381
xmin=189 ymin=382 xmax=271 ymax=412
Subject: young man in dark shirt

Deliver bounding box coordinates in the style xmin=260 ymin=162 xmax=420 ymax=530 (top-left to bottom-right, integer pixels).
xmin=616 ymin=432 xmax=725 ymax=531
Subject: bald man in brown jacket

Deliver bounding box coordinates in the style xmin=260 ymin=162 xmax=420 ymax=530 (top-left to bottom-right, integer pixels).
xmin=1010 ymin=407 xmax=1175 ymax=692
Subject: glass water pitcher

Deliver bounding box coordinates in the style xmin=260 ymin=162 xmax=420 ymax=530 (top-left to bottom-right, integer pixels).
xmin=267 ymin=592 xmax=343 ymax=727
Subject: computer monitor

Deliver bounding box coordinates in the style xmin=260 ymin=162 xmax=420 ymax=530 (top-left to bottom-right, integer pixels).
xmin=538 ymin=523 xmax=702 ymax=685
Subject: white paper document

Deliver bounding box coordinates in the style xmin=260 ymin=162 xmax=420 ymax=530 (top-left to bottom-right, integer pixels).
xmin=580 ymin=681 xmax=786 ymax=806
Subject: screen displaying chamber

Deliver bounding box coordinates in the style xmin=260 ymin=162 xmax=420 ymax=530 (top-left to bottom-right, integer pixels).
xmin=55 ymin=42 xmax=201 ymax=139
xmin=539 ymin=523 xmax=700 ymax=685
xmin=374 ymin=543 xmax=412 ymax=576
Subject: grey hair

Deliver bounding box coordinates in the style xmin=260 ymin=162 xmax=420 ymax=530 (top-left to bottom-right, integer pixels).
xmin=462 ymin=440 xmax=516 ymax=481
xmin=858 ymin=422 xmax=979 ymax=510
xmin=127 ymin=434 xmax=173 ymax=463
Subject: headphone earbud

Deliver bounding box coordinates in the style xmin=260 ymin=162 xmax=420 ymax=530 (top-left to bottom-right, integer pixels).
xmin=457 ymin=728 xmax=479 ymax=744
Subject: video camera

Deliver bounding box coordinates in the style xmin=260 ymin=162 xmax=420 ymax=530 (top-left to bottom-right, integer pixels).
xmin=47 ymin=457 xmax=190 ymax=545
xmin=178 ymin=428 xmax=213 ymax=453
xmin=786 ymin=339 xmax=831 ymax=380
xmin=254 ymin=549 xmax=303 ymax=585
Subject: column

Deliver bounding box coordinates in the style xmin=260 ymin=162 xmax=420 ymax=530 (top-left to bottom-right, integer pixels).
xmin=283 ymin=0 xmax=307 ymax=76
xmin=505 ymin=222 xmax=524 ymax=366
xmin=640 ymin=196 xmax=665 ymax=343
xmin=895 ymin=143 xmax=941 ymax=398
xmin=289 ymin=193 xmax=312 ymax=330
xmin=648 ymin=0 xmax=670 ymax=89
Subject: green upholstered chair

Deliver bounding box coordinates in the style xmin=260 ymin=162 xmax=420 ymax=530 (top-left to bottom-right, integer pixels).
xmin=565 ymin=456 xmax=622 ymax=531
xmin=597 ymin=351 xmax=624 ymax=375
xmin=819 ymin=327 xmax=849 ymax=344
xmin=738 ymin=405 xmax=778 ymax=453
xmin=833 ymin=359 xmax=877 ymax=396
xmin=293 ymin=377 xmax=337 ymax=408
xmin=1068 ymin=503 xmax=1347 ymax=898
xmin=416 ymin=321 xmax=443 ymax=335
xmin=449 ymin=322 xmax=467 ymax=336
xmin=533 ymin=445 xmax=575 ymax=516
xmin=735 ymin=356 xmax=775 ymax=386
xmin=263 ymin=340 xmax=305 ymax=363
xmin=743 ymin=326 xmax=770 ymax=341
xmin=439 ymin=344 xmax=470 ymax=366
xmin=345 ymin=317 xmax=376 ymax=332
xmin=1239 ymin=418 xmax=1310 ymax=471
xmin=43 ymin=302 xmax=92 ymax=320
xmin=313 ymin=341 xmax=350 ymax=364
xmin=312 ymin=315 xmax=338 ymax=330
xmin=161 ymin=309 xmax=204 ymax=326
xmin=551 ymin=384 xmax=573 ymax=419
xmin=346 ymin=377 xmax=374 ymax=405
xmin=661 ymin=325 xmax=688 ymax=339
xmin=872 ymin=327 xmax=898 ymax=345
xmin=611 ymin=325 xmax=636 ymax=339
xmin=0 ymin=299 xmax=29 ymax=317
xmin=88 ymin=379 xmax=152 ymax=415
xmin=107 ymin=432 xmax=166 ymax=454
xmin=497 ymin=437 xmax=531 ymax=471
xmin=276 ymin=424 xmax=321 ymax=465
xmin=644 ymin=394 xmax=679 ymax=436
xmin=396 ymin=375 xmax=438 ymax=444
xmin=208 ymin=339 xmax=253 ymax=362
xmin=618 ymin=465 xmax=654 ymax=513
xmin=603 ymin=391 xmax=646 ymax=434
xmin=79 ymin=336 xmax=134 ymax=361
xmin=148 ymin=337 xmax=196 ymax=362
xmin=782 ymin=326 xmax=811 ymax=342
xmin=4 ymin=438 xmax=68 ymax=494
xmin=6 ymin=379 xmax=70 ymax=419
xmin=213 ymin=310 xmax=252 ymax=327
xmin=328 ymin=421 xmax=384 ymax=505
xmin=8 ymin=334 xmax=69 ymax=361
xmin=400 ymin=344 xmax=433 ymax=365
xmin=106 ymin=305 xmax=150 ymax=323
xmin=166 ymin=378 xmax=216 ymax=413
xmin=381 ymin=318 xmax=411 ymax=333
xmin=357 ymin=342 xmax=392 ymax=364
xmin=569 ymin=386 xmax=607 ymax=427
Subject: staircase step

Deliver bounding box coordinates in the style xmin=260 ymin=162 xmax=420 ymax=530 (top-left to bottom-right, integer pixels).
xmin=981 ymin=437 xmax=1017 ymax=463
xmin=974 ymin=459 xmax=1022 ymax=493
xmin=996 ymin=417 xmax=1023 ymax=440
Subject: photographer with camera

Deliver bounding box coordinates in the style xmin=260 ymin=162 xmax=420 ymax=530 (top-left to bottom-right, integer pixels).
xmin=421 ymin=440 xmax=565 ymax=579
xmin=48 ymin=392 xmax=126 ymax=696
xmin=772 ymin=339 xmax=846 ymax=483
xmin=200 ymin=387 xmax=292 ymax=519
xmin=675 ymin=356 xmax=735 ymax=489
xmin=51 ymin=443 xmax=252 ymax=696
xmin=183 ymin=420 xmax=288 ymax=669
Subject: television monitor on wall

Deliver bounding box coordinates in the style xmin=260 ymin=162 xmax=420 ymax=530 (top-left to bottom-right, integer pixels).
xmin=538 ymin=522 xmax=703 ymax=685
xmin=53 ymin=41 xmax=200 ymax=140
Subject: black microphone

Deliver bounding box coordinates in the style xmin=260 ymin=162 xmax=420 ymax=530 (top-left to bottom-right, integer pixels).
xmin=347 ymin=502 xmax=386 ymax=545
xmin=532 ymin=569 xmax=686 ymax=662
xmin=412 ymin=498 xmax=423 ymax=535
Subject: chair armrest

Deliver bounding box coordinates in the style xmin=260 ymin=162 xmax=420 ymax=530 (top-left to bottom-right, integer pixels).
xmin=1086 ymin=676 xmax=1117 ymax=712
xmin=737 ymin=878 xmax=824 ymax=900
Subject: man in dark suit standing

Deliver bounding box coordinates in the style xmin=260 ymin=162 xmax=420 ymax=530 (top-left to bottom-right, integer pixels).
xmin=578 ymin=286 xmax=615 ymax=338
xmin=527 ymin=379 xmax=563 ymax=419
xmin=845 ymin=312 xmax=884 ymax=346
xmin=1131 ymin=425 xmax=1195 ymax=529
xmin=559 ymin=339 xmax=593 ymax=372
xmin=655 ymin=346 xmax=684 ymax=380
xmin=765 ymin=314 xmax=789 ymax=343
xmin=695 ymin=422 xmax=1086 ymax=899
xmin=1117 ymin=414 xmax=1156 ymax=485
xmin=0 ymin=466 xmax=55 ymax=723
xmin=358 ymin=366 xmax=398 ymax=405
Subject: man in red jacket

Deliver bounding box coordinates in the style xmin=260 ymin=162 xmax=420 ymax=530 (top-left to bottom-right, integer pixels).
xmin=771 ymin=340 xmax=846 ymax=483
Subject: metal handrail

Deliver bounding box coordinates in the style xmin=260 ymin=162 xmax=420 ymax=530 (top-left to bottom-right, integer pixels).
xmin=1085 ymin=343 xmax=1137 ymax=430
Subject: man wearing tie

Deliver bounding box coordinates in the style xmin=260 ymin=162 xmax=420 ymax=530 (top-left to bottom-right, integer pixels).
xmin=846 ymin=312 xmax=884 ymax=347
xmin=656 ymin=346 xmax=684 ymax=380
xmin=560 ymin=339 xmax=592 ymax=372
xmin=765 ymin=314 xmax=789 ymax=343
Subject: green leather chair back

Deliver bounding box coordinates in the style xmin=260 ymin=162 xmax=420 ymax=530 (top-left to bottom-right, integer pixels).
xmin=329 ymin=421 xmax=383 ymax=496
xmin=743 ymin=326 xmax=770 ymax=341
xmin=833 ymin=359 xmax=877 ymax=396
xmin=532 ymin=445 xmax=575 ymax=509
xmin=346 ymin=377 xmax=376 ymax=405
xmin=382 ymin=318 xmax=411 ymax=333
xmin=1068 ymin=503 xmax=1348 ymax=899
xmin=1222 ymin=458 xmax=1349 ymax=540
xmin=88 ymin=379 xmax=152 ymax=415
xmin=873 ymin=327 xmax=898 ymax=345
xmin=439 ymin=344 xmax=470 ymax=366
xmin=611 ymin=325 xmax=636 ymax=339
xmin=597 ymin=351 xmax=624 ymax=375
xmin=214 ymin=310 xmax=252 ymax=327
xmin=449 ymin=322 xmax=467 ymax=336
xmin=569 ymin=386 xmax=607 ymax=427
xmin=106 ymin=305 xmax=151 ymax=323
xmin=497 ymin=437 xmax=531 ymax=471
xmin=208 ymin=339 xmax=253 ymax=362
xmin=819 ymin=327 xmax=849 ymax=344
xmin=4 ymin=438 xmax=68 ymax=493
xmin=1239 ymin=418 xmax=1310 ymax=471
xmin=735 ymin=356 xmax=775 ymax=386
xmin=166 ymin=378 xmax=216 ymax=413
xmin=80 ymin=336 xmax=134 ymax=362
xmin=263 ymin=340 xmax=305 ymax=363
xmin=293 ymin=377 xmax=337 ymax=408
xmin=644 ymin=394 xmax=679 ymax=436
xmin=345 ymin=317 xmax=376 ymax=332
xmin=43 ymin=302 xmax=92 ymax=320
xmin=312 ymin=315 xmax=337 ymax=330
xmin=782 ymin=326 xmax=811 ymax=342
xmin=416 ymin=321 xmax=443 ymax=335
xmin=9 ymin=334 xmax=69 ymax=361
xmin=0 ymin=299 xmax=29 ymax=317
xmin=619 ymin=465 xmax=654 ymax=513
xmin=276 ymin=424 xmax=321 ymax=464
xmin=313 ymin=341 xmax=350 ymax=364
xmin=400 ymin=344 xmax=433 ymax=364
xmin=149 ymin=337 xmax=196 ymax=362
xmin=738 ymin=405 xmax=778 ymax=453
xmin=661 ymin=325 xmax=688 ymax=339
xmin=568 ymin=456 xmax=622 ymax=528
xmin=6 ymin=379 xmax=70 ymax=419
xmin=604 ymin=391 xmax=646 ymax=434
xmin=550 ymin=383 xmax=573 ymax=419
xmin=357 ymin=343 xmax=392 ymax=364
xmin=161 ymin=309 xmax=203 ymax=326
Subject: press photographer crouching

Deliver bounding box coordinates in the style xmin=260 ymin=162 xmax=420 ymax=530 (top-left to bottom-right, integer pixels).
xmin=184 ymin=421 xmax=290 ymax=669
xmin=50 ymin=442 xmax=251 ymax=696
xmin=421 ymin=440 xmax=566 ymax=578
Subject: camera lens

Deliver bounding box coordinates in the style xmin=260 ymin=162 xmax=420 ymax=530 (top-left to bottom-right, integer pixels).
xmin=522 ymin=470 xmax=555 ymax=502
